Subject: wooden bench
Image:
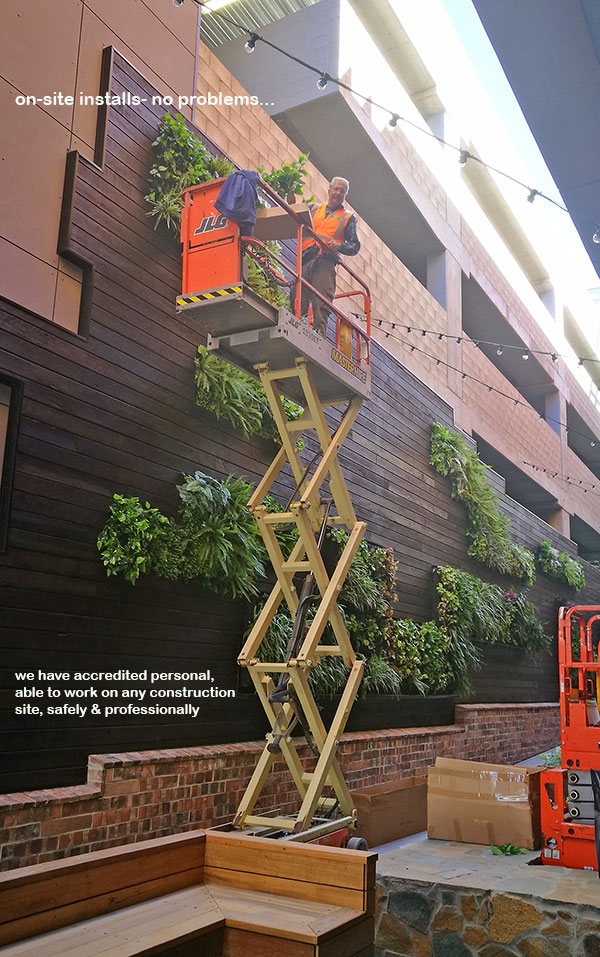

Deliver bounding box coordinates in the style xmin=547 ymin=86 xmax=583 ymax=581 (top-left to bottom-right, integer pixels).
xmin=0 ymin=829 xmax=376 ymax=956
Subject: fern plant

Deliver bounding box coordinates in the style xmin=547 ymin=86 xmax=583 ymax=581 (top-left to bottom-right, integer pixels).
xmin=430 ymin=422 xmax=535 ymax=583
xmin=194 ymin=346 xmax=303 ymax=443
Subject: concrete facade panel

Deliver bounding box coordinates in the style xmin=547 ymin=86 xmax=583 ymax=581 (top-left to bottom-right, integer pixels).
xmin=82 ymin=0 xmax=196 ymax=99
xmin=0 ymin=238 xmax=56 ymax=319
xmin=0 ymin=78 xmax=69 ymax=269
xmin=0 ymin=0 xmax=81 ymax=127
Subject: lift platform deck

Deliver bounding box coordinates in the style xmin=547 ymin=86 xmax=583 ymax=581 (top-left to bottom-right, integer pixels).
xmin=207 ymin=299 xmax=370 ymax=405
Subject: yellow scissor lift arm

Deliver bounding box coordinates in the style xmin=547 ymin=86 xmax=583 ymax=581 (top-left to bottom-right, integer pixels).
xmin=177 ymin=176 xmax=372 ymax=842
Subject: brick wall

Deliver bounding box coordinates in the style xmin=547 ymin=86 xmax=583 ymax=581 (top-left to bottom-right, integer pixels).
xmin=0 ymin=703 xmax=558 ymax=870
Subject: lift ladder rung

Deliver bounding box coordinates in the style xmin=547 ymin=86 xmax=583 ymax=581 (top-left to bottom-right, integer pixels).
xmin=283 ymin=560 xmax=312 ymax=572
xmin=244 ymin=815 xmax=298 ymax=829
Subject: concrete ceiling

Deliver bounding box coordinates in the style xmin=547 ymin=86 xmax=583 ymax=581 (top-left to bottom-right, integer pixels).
xmin=472 ymin=0 xmax=600 ymax=280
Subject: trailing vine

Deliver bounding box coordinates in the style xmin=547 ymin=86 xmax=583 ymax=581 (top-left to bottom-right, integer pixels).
xmin=435 ymin=564 xmax=550 ymax=693
xmin=194 ymin=346 xmax=303 ymax=443
xmin=430 ymin=422 xmax=535 ymax=583
xmin=537 ymin=540 xmax=586 ymax=590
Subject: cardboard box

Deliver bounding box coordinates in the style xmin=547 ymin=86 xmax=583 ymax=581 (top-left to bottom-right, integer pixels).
xmin=352 ymin=777 xmax=427 ymax=848
xmin=427 ymin=757 xmax=541 ymax=850
xmin=254 ymin=203 xmax=312 ymax=241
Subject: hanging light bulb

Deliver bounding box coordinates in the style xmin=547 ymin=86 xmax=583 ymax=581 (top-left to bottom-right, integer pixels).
xmin=551 ymin=353 xmax=558 ymax=363
xmin=522 ymin=349 xmax=530 ymax=360
xmin=496 ymin=346 xmax=504 ymax=356
xmin=389 ymin=113 xmax=399 ymax=128
xmin=458 ymin=149 xmax=469 ymax=167
xmin=527 ymin=189 xmax=539 ymax=203
xmin=245 ymin=33 xmax=258 ymax=53
xmin=316 ymin=73 xmax=330 ymax=90
xmin=593 ymin=228 xmax=600 ymax=244
xmin=591 ymin=440 xmax=597 ymax=448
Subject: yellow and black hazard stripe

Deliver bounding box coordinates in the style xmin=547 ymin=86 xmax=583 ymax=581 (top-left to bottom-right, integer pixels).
xmin=177 ymin=285 xmax=242 ymax=307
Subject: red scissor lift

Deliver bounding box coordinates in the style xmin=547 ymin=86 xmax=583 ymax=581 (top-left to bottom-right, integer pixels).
xmin=177 ymin=178 xmax=373 ymax=846
xmin=541 ymin=605 xmax=600 ymax=870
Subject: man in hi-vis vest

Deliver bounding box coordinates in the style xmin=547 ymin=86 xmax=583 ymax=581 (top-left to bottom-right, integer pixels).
xmin=299 ymin=177 xmax=360 ymax=337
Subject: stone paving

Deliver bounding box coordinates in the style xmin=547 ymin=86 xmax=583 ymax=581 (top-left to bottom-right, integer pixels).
xmin=375 ymin=836 xmax=600 ymax=955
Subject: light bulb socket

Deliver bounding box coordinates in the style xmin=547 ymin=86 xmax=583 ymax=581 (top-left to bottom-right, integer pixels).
xmin=389 ymin=113 xmax=399 ymax=128
xmin=458 ymin=149 xmax=469 ymax=167
xmin=316 ymin=73 xmax=330 ymax=90
xmin=245 ymin=33 xmax=258 ymax=52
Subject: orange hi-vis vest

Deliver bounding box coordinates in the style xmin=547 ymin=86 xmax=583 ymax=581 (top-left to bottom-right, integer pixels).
xmin=302 ymin=202 xmax=352 ymax=252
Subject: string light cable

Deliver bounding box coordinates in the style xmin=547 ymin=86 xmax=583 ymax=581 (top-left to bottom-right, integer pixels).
xmin=372 ymin=318 xmax=600 ymax=367
xmin=523 ymin=461 xmax=600 ymax=496
xmin=373 ymin=321 xmax=600 ymax=447
xmin=192 ymin=0 xmax=600 ymax=241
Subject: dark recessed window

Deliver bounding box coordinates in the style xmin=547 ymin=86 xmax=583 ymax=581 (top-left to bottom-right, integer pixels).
xmin=0 ymin=377 xmax=23 ymax=552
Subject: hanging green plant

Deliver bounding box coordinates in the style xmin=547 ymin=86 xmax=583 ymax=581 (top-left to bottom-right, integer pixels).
xmin=249 ymin=531 xmax=458 ymax=697
xmin=244 ymin=242 xmax=289 ymax=309
xmin=145 ymin=112 xmax=234 ymax=233
xmin=537 ymin=540 xmax=586 ymax=590
xmin=194 ymin=345 xmax=303 ymax=443
xmin=430 ymin=422 xmax=535 ymax=583
xmin=435 ymin=564 xmax=550 ymax=693
xmin=98 ymin=472 xmax=266 ymax=599
xmin=257 ymin=153 xmax=310 ymax=200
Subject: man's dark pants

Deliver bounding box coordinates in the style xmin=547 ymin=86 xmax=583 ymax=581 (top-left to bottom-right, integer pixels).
xmin=299 ymin=255 xmax=337 ymax=337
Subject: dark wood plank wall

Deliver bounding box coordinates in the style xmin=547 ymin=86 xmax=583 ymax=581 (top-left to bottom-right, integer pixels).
xmin=1 ymin=52 xmax=598 ymax=791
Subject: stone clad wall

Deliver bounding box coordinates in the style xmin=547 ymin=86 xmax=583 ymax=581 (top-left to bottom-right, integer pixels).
xmin=376 ymin=878 xmax=600 ymax=955
xmin=0 ymin=703 xmax=558 ymax=870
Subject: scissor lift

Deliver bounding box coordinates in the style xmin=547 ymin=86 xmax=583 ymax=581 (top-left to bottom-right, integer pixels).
xmin=177 ymin=177 xmax=372 ymax=843
xmin=540 ymin=605 xmax=600 ymax=871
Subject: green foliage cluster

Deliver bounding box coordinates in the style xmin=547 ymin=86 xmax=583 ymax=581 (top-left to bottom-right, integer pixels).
xmin=254 ymin=531 xmax=454 ymax=697
xmin=194 ymin=345 xmax=303 ymax=443
xmin=491 ymin=844 xmax=526 ymax=856
xmin=257 ymin=153 xmax=310 ymax=199
xmin=145 ymin=112 xmax=234 ymax=233
xmin=537 ymin=540 xmax=586 ymax=590
xmin=435 ymin=564 xmax=550 ymax=693
xmin=430 ymin=422 xmax=535 ymax=583
xmin=97 ymin=472 xmax=265 ymax=600
xmin=244 ymin=241 xmax=289 ymax=309
xmin=540 ymin=746 xmax=561 ymax=768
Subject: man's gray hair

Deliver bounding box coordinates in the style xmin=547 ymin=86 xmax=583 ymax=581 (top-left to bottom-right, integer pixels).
xmin=331 ymin=176 xmax=349 ymax=192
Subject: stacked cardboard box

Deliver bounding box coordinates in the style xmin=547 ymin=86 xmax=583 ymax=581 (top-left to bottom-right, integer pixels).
xmin=427 ymin=757 xmax=541 ymax=850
